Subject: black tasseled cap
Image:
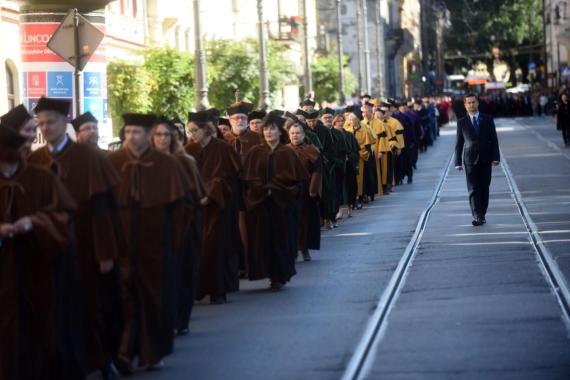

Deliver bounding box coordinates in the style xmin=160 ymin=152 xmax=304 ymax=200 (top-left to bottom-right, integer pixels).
xmin=33 ymin=97 xmax=70 ymax=116
xmin=122 ymin=113 xmax=157 ymax=129
xmin=248 ymin=110 xmax=267 ymax=122
xmin=71 ymin=111 xmax=98 ymax=131
xmin=1 ymin=104 xmax=33 ymax=130
xmin=226 ymin=101 xmax=254 ymax=116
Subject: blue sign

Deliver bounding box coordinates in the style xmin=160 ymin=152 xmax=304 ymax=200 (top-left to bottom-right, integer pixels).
xmin=84 ymin=98 xmax=104 ymax=122
xmin=84 ymin=72 xmax=101 ymax=97
xmin=528 ymin=62 xmax=536 ymax=72
xmin=47 ymin=71 xmax=73 ymax=98
xmin=561 ymin=65 xmax=570 ymax=79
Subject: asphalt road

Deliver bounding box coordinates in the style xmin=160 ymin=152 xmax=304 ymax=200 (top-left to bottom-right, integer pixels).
xmin=137 ymin=117 xmax=570 ymax=380
xmin=136 ymin=130 xmax=453 ymax=380
xmin=364 ymin=117 xmax=570 ymax=380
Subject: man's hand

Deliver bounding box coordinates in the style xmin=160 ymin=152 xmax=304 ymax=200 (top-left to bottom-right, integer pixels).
xmin=99 ymin=260 xmax=114 ymax=274
xmin=0 ymin=223 xmax=15 ymax=238
xmin=200 ymin=196 xmax=210 ymax=206
xmin=12 ymin=217 xmax=32 ymax=235
xmin=492 ymin=161 xmax=500 ymax=166
xmin=455 ymin=166 xmax=463 ymax=171
xmin=377 ymin=152 xmax=383 ymax=159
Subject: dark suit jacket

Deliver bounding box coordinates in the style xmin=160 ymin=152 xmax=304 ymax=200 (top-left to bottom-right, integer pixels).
xmin=455 ymin=113 xmax=500 ymax=167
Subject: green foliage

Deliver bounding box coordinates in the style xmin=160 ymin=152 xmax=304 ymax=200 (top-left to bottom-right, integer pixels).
xmin=311 ymin=54 xmax=357 ymax=103
xmin=107 ymin=41 xmax=298 ymax=135
xmin=444 ymin=0 xmax=543 ymax=63
xmin=143 ymin=48 xmax=195 ymax=118
xmin=205 ymin=38 xmax=297 ymax=109
xmin=107 ymin=60 xmax=151 ymax=135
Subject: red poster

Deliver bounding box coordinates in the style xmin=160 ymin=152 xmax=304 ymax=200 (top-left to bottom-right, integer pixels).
xmin=21 ymin=22 xmax=106 ymax=64
xmin=27 ymin=72 xmax=46 ymax=97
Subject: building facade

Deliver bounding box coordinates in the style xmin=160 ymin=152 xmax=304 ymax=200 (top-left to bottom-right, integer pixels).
xmin=545 ymin=0 xmax=570 ymax=88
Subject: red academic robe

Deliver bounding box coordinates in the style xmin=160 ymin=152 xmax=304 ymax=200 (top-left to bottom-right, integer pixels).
xmin=0 ymin=162 xmax=75 ymax=380
xmin=107 ymin=147 xmax=185 ymax=366
xmin=185 ymin=137 xmax=242 ymax=299
xmin=241 ymin=144 xmax=309 ymax=283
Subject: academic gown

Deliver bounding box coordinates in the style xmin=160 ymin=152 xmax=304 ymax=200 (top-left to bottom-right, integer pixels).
xmin=341 ymin=129 xmax=360 ymax=206
xmin=28 ymin=141 xmax=124 ymax=374
xmin=0 ymin=162 xmax=75 ymax=380
xmin=310 ymin=121 xmax=336 ymax=220
xmin=224 ymin=129 xmax=263 ymax=274
xmin=360 ymin=120 xmax=379 ymax=198
xmin=185 ymin=138 xmax=242 ymax=298
xmin=329 ymin=127 xmax=349 ymax=209
xmin=241 ymin=144 xmax=309 ymax=283
xmin=288 ymin=143 xmax=322 ymax=252
xmin=371 ymin=118 xmax=391 ymax=192
xmin=173 ymin=153 xmax=206 ymax=330
xmin=107 ymin=147 xmax=185 ymax=367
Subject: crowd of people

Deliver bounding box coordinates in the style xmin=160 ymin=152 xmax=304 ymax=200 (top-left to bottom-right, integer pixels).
xmin=0 ymin=93 xmax=443 ymax=380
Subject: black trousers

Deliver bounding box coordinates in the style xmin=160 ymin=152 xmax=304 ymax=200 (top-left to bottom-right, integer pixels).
xmin=465 ymin=162 xmax=492 ymax=219
xmin=562 ymin=126 xmax=570 ymax=145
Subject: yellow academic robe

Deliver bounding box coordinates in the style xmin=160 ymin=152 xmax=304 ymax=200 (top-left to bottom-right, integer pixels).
xmin=347 ymin=124 xmax=373 ymax=197
xmin=361 ymin=119 xmax=384 ymax=196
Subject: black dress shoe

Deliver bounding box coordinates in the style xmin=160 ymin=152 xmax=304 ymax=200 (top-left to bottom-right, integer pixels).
xmin=101 ymin=361 xmax=119 ymax=380
xmin=270 ymin=281 xmax=285 ymax=291
xmin=177 ymin=327 xmax=190 ymax=336
xmin=210 ymin=294 xmax=227 ymax=304
xmin=302 ymin=250 xmax=312 ymax=262
xmin=114 ymin=357 xmax=134 ymax=376
xmin=472 ymin=218 xmax=484 ymax=226
xmin=481 ymin=218 xmax=486 ymax=224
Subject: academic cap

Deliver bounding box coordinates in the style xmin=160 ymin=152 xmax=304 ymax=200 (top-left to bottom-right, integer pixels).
xmin=122 ymin=113 xmax=157 ymax=129
xmin=0 ymin=123 xmax=27 ymax=161
xmin=296 ymin=109 xmax=319 ymax=120
xmin=300 ymin=98 xmax=316 ymax=107
xmin=226 ymin=101 xmax=254 ymax=116
xmin=33 ymin=97 xmax=70 ymax=116
xmin=1 ymin=104 xmax=33 ymax=130
xmin=319 ymin=107 xmax=335 ymax=116
xmin=71 ymin=111 xmax=98 ymax=131
xmin=248 ymin=110 xmax=267 ymax=122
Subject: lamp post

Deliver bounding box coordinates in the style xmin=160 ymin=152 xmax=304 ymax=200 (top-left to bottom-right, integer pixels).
xmin=257 ymin=0 xmax=271 ymax=109
xmin=302 ymin=0 xmax=313 ymax=97
xmin=375 ymin=0 xmax=386 ymax=97
xmin=336 ymin=0 xmax=346 ymax=103
xmin=193 ymin=0 xmax=209 ymax=110
xmin=362 ymin=0 xmax=371 ymax=95
xmin=356 ymin=0 xmax=364 ymax=95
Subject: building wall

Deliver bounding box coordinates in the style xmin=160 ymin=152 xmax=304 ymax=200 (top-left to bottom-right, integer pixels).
xmin=1 ymin=2 xmax=23 ymax=115
xmin=545 ymin=0 xmax=570 ymax=87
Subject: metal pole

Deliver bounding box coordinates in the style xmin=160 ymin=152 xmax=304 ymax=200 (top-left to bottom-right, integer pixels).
xmin=362 ymin=0 xmax=371 ymax=95
xmin=73 ymin=9 xmax=81 ymax=117
xmin=544 ymin=0 xmax=549 ymax=87
xmin=375 ymin=0 xmax=386 ymax=97
xmin=303 ymin=0 xmax=313 ymax=96
xmin=356 ymin=0 xmax=364 ymax=95
xmin=193 ymin=0 xmax=209 ymax=110
xmin=257 ymin=0 xmax=271 ymax=109
xmin=336 ymin=0 xmax=346 ymax=103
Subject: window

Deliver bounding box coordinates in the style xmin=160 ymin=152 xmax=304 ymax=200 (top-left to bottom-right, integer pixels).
xmin=5 ymin=63 xmax=16 ymax=110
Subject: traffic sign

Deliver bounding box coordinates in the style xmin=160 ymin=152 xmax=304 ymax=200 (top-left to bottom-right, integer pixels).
xmin=47 ymin=9 xmax=104 ymax=71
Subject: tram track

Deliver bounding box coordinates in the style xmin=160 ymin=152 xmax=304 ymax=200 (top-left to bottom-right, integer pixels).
xmin=341 ymin=145 xmax=570 ymax=380
xmin=341 ymin=151 xmax=455 ymax=380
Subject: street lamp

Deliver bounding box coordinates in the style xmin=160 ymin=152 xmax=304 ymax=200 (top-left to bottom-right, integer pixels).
xmin=336 ymin=0 xmax=346 ymax=103
xmin=257 ymin=0 xmax=271 ymax=110
xmin=193 ymin=0 xmax=209 ymax=110
xmin=302 ymin=0 xmax=313 ymax=97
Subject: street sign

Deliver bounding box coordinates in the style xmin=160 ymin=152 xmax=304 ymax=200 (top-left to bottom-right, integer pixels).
xmin=47 ymin=9 xmax=104 ymax=71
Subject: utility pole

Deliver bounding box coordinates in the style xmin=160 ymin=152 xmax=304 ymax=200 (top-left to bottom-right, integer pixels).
xmin=302 ymin=0 xmax=313 ymax=97
xmin=336 ymin=0 xmax=346 ymax=103
xmin=375 ymin=0 xmax=386 ymax=97
xmin=356 ymin=0 xmax=364 ymax=95
xmin=193 ymin=0 xmax=209 ymax=110
xmin=257 ymin=0 xmax=271 ymax=110
xmin=362 ymin=0 xmax=371 ymax=95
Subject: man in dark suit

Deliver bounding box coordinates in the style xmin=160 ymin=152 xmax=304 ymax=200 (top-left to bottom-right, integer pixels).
xmin=455 ymin=94 xmax=501 ymax=226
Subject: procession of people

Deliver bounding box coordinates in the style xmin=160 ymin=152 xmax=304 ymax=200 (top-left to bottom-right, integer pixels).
xmin=0 ymin=93 xmax=441 ymax=380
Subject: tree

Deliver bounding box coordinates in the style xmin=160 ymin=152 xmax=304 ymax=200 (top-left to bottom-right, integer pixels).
xmin=443 ymin=0 xmax=543 ymax=74
xmin=143 ymin=48 xmax=195 ymax=118
xmin=311 ymin=54 xmax=357 ymax=103
xmin=205 ymin=38 xmax=297 ymax=109
xmin=107 ymin=61 xmax=151 ymax=135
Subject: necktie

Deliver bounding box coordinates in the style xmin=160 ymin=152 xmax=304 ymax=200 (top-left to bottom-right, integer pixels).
xmin=473 ymin=116 xmax=479 ymax=134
